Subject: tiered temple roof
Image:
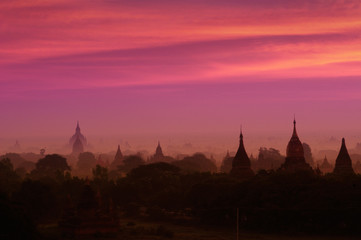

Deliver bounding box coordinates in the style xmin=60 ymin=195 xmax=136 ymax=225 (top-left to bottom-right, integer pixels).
xmin=69 ymin=121 xmax=87 ymax=146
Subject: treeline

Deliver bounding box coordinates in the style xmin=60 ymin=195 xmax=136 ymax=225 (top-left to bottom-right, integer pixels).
xmin=1 ymin=156 xmax=361 ymax=239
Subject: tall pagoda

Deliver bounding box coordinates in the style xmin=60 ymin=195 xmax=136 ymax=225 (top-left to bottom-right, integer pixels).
xmin=69 ymin=121 xmax=87 ymax=147
xmin=333 ymin=138 xmax=354 ymax=175
xmin=230 ymin=130 xmax=254 ymax=178
xmin=72 ymin=135 xmax=84 ymax=156
xmin=110 ymin=145 xmax=124 ymax=169
xmin=281 ymin=119 xmax=312 ymax=171
xmin=148 ymin=141 xmax=166 ymax=163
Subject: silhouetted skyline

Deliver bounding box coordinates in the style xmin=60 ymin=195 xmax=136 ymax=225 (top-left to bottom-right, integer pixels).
xmin=2 ymin=2 xmax=361 ymax=239
xmin=1 ymin=1 xmax=361 ymax=146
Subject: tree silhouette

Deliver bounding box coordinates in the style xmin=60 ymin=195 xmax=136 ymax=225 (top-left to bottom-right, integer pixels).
xmin=30 ymin=154 xmax=70 ymax=179
xmin=77 ymin=152 xmax=96 ymax=172
xmin=92 ymin=165 xmax=108 ymax=182
xmin=0 ymin=153 xmax=26 ymax=169
xmin=0 ymin=158 xmax=21 ymax=196
xmin=257 ymin=147 xmax=284 ymax=170
xmin=173 ymin=153 xmax=217 ymax=173
xmin=118 ymin=155 xmax=145 ymax=173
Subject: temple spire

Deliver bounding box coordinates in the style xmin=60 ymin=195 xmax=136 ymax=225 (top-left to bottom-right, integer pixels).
xmin=69 ymin=121 xmax=87 ymax=147
xmin=333 ymin=138 xmax=354 ymax=175
xmin=115 ymin=145 xmax=123 ymax=159
xmin=76 ymin=121 xmax=80 ymax=132
xmin=72 ymin=135 xmax=84 ymax=155
xmin=155 ymin=141 xmax=164 ymax=157
xmin=110 ymin=144 xmax=123 ymax=169
xmin=292 ymin=116 xmax=298 ymax=137
xmin=282 ymin=118 xmax=312 ymax=171
xmin=239 ymin=125 xmax=243 ymax=143
xmin=231 ymin=127 xmax=254 ymax=178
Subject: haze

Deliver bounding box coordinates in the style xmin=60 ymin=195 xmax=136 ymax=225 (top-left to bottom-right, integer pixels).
xmin=1 ymin=0 xmax=361 ymax=159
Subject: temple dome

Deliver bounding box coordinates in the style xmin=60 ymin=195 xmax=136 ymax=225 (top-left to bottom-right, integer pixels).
xmin=286 ymin=119 xmax=304 ymax=158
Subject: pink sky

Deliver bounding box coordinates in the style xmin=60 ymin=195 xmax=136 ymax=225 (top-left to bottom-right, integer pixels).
xmin=1 ymin=0 xmax=361 ymax=155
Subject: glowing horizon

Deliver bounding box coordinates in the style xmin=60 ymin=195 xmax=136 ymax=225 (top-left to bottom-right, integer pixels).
xmin=1 ymin=0 xmax=361 ymax=155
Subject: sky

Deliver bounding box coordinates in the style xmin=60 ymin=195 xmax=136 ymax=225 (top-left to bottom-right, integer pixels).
xmin=1 ymin=0 xmax=361 ymax=157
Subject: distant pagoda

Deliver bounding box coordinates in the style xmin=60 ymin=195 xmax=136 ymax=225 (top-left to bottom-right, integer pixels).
xmin=220 ymin=150 xmax=233 ymax=173
xmin=155 ymin=141 xmax=164 ymax=158
xmin=72 ymin=135 xmax=84 ymax=156
xmin=281 ymin=119 xmax=312 ymax=172
xmin=148 ymin=141 xmax=166 ymax=163
xmin=333 ymin=138 xmax=354 ymax=175
xmin=230 ymin=130 xmax=254 ymax=178
xmin=320 ymin=155 xmax=333 ymax=173
xmin=69 ymin=121 xmax=87 ymax=147
xmin=110 ymin=145 xmax=124 ymax=169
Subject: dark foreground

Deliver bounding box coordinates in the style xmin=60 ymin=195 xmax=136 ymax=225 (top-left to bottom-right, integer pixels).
xmin=2 ymin=159 xmax=361 ymax=239
xmin=38 ymin=218 xmax=360 ymax=240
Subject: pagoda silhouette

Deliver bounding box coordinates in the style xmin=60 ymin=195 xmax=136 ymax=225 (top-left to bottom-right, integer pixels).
xmin=280 ymin=119 xmax=312 ymax=172
xmin=230 ymin=129 xmax=254 ymax=178
xmin=333 ymin=138 xmax=354 ymax=175
xmin=110 ymin=145 xmax=124 ymax=169
xmin=149 ymin=141 xmax=169 ymax=163
xmin=220 ymin=150 xmax=233 ymax=173
xmin=320 ymin=155 xmax=333 ymax=173
xmin=69 ymin=121 xmax=87 ymax=147
xmin=72 ymin=135 xmax=84 ymax=156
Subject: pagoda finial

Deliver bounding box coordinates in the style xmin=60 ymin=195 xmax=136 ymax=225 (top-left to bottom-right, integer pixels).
xmin=292 ymin=116 xmax=298 ymax=137
xmin=76 ymin=121 xmax=80 ymax=132
xmin=293 ymin=114 xmax=296 ymax=126
xmin=240 ymin=124 xmax=243 ymax=139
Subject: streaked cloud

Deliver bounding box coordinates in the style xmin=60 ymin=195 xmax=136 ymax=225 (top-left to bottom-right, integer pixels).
xmin=1 ymin=0 xmax=361 ymax=144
